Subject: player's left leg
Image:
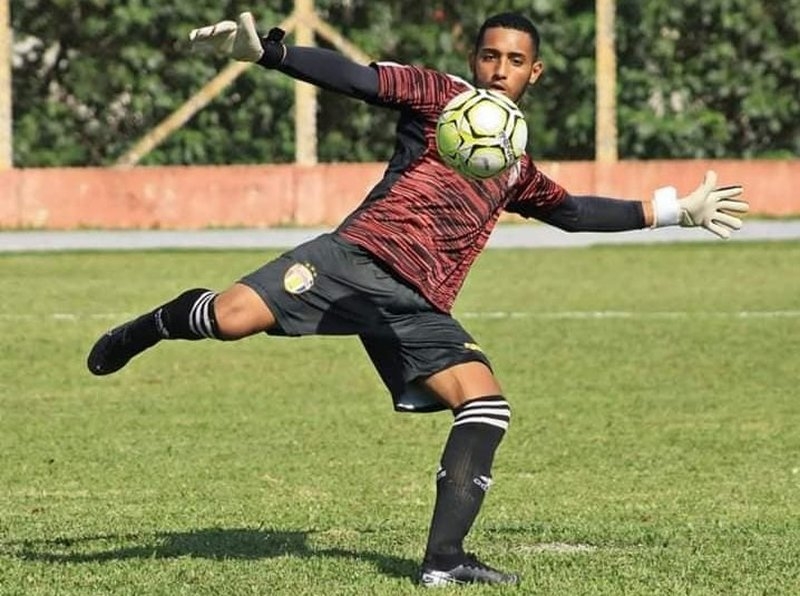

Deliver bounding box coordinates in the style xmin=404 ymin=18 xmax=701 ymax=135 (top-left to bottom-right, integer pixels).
xmin=417 ymin=361 xmax=518 ymax=586
xmin=362 ymin=304 xmax=518 ymax=586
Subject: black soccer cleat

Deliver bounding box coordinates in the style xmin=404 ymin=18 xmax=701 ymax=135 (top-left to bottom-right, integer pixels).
xmin=87 ymin=317 xmax=154 ymax=376
xmin=418 ymin=553 xmax=520 ymax=587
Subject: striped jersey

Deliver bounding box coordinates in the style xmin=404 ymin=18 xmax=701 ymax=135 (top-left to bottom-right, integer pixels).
xmin=337 ymin=63 xmax=567 ymax=313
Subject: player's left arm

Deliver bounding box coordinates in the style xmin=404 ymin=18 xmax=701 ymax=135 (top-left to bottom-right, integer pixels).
xmin=534 ymin=194 xmax=648 ymax=232
xmin=513 ymin=168 xmax=748 ymax=239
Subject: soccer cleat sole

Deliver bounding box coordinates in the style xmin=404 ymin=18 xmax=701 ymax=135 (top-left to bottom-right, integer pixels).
xmin=419 ymin=569 xmax=466 ymax=587
xmin=418 ymin=565 xmax=520 ymax=587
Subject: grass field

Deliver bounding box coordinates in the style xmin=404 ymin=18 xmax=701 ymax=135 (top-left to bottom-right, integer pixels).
xmin=1 ymin=240 xmax=799 ymax=595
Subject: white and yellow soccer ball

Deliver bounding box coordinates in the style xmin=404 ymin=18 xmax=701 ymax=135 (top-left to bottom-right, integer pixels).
xmin=435 ymin=88 xmax=527 ymax=180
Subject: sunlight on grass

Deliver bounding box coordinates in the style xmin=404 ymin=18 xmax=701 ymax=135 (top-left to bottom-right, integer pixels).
xmin=1 ymin=242 xmax=798 ymax=594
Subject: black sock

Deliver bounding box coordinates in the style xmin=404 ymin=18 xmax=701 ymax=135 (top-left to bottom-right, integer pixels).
xmin=121 ymin=288 xmax=220 ymax=352
xmin=423 ymin=395 xmax=511 ymax=567
xmin=153 ymin=288 xmax=220 ymax=340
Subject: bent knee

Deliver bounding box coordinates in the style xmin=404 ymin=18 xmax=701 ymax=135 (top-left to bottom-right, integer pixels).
xmin=213 ymin=283 xmax=277 ymax=339
xmin=423 ymin=361 xmax=502 ymax=409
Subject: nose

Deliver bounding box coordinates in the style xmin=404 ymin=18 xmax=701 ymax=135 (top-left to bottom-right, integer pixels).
xmin=493 ymin=58 xmax=509 ymax=79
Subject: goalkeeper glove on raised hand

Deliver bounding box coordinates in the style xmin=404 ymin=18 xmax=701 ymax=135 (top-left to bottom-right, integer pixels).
xmin=189 ymin=11 xmax=286 ymax=66
xmin=651 ymin=170 xmax=749 ymax=239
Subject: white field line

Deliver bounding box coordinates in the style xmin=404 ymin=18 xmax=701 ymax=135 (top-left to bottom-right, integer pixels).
xmin=1 ymin=311 xmax=799 ymax=322
xmin=459 ymin=310 xmax=800 ymax=320
xmin=514 ymin=542 xmax=598 ymax=554
xmin=2 ymin=488 xmax=158 ymax=500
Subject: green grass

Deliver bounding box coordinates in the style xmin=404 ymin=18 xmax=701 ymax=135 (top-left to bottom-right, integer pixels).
xmin=1 ymin=241 xmax=799 ymax=595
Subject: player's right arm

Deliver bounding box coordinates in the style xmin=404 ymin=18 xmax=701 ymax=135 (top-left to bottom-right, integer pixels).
xmin=189 ymin=12 xmax=466 ymax=112
xmin=276 ymin=47 xmax=379 ymax=101
xmin=189 ymin=12 xmax=379 ymax=102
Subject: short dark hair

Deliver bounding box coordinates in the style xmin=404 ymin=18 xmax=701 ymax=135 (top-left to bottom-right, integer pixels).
xmin=474 ymin=12 xmax=541 ymax=58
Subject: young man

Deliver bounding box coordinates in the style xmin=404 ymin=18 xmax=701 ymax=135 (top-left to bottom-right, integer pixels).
xmin=88 ymin=11 xmax=748 ymax=587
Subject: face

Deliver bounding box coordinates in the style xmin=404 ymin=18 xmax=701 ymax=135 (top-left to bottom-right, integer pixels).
xmin=469 ymin=26 xmax=544 ymax=102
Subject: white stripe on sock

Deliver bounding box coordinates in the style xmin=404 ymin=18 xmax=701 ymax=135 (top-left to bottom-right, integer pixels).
xmin=453 ymin=416 xmax=510 ymax=431
xmin=189 ymin=291 xmax=216 ymax=338
xmin=455 ymin=407 xmax=511 ymax=420
xmin=461 ymin=399 xmax=509 ymax=410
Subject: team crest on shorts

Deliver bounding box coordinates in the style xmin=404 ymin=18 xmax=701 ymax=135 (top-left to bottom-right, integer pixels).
xmin=284 ymin=262 xmax=316 ymax=294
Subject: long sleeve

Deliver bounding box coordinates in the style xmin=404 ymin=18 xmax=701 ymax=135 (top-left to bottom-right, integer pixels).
xmin=529 ymin=194 xmax=647 ymax=232
xmin=274 ymin=46 xmax=380 ymax=101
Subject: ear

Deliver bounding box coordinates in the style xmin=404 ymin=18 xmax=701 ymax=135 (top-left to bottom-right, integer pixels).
xmin=468 ymin=50 xmax=477 ymax=77
xmin=528 ymin=59 xmax=544 ymax=85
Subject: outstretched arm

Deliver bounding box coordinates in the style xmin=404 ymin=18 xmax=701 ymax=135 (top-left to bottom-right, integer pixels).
xmin=274 ymin=47 xmax=379 ymax=101
xmin=526 ymin=171 xmax=748 ymax=239
xmin=189 ymin=12 xmax=379 ymax=101
xmin=535 ymin=194 xmax=650 ymax=232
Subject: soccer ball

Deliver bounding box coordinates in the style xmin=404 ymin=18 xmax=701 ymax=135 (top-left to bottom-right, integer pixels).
xmin=435 ymin=88 xmax=527 ymax=180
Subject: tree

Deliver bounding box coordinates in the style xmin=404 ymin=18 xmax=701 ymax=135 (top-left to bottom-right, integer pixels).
xmin=11 ymin=1 xmax=296 ymax=166
xmin=616 ymin=0 xmax=800 ymax=158
xmin=10 ymin=0 xmax=800 ymax=166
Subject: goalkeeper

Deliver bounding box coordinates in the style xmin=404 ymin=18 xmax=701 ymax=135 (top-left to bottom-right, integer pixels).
xmin=87 ymin=11 xmax=748 ymax=587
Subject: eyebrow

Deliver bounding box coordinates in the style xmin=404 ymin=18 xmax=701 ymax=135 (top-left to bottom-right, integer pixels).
xmin=480 ymin=48 xmax=529 ymax=60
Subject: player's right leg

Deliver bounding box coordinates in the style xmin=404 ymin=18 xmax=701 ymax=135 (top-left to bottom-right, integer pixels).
xmin=86 ymin=283 xmax=275 ymax=376
xmin=87 ymin=232 xmax=360 ymax=376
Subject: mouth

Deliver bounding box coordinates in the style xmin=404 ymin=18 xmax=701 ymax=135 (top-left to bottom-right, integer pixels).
xmin=489 ymin=83 xmax=508 ymax=94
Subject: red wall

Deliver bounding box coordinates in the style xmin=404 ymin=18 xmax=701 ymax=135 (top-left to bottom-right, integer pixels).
xmin=0 ymin=160 xmax=797 ymax=229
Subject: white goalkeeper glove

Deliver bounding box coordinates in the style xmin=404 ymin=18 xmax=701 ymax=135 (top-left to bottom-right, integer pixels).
xmin=651 ymin=170 xmax=749 ymax=239
xmin=189 ymin=11 xmax=265 ymax=62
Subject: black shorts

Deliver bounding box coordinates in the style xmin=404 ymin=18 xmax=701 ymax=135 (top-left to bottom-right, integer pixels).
xmin=239 ymin=233 xmax=492 ymax=412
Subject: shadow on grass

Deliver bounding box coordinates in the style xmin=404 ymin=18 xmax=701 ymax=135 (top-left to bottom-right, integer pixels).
xmin=5 ymin=527 xmax=419 ymax=581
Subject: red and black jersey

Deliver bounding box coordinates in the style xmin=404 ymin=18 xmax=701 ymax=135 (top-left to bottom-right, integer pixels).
xmin=337 ymin=63 xmax=567 ymax=313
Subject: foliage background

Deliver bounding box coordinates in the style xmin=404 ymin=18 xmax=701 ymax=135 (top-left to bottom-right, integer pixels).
xmin=10 ymin=0 xmax=800 ymax=166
